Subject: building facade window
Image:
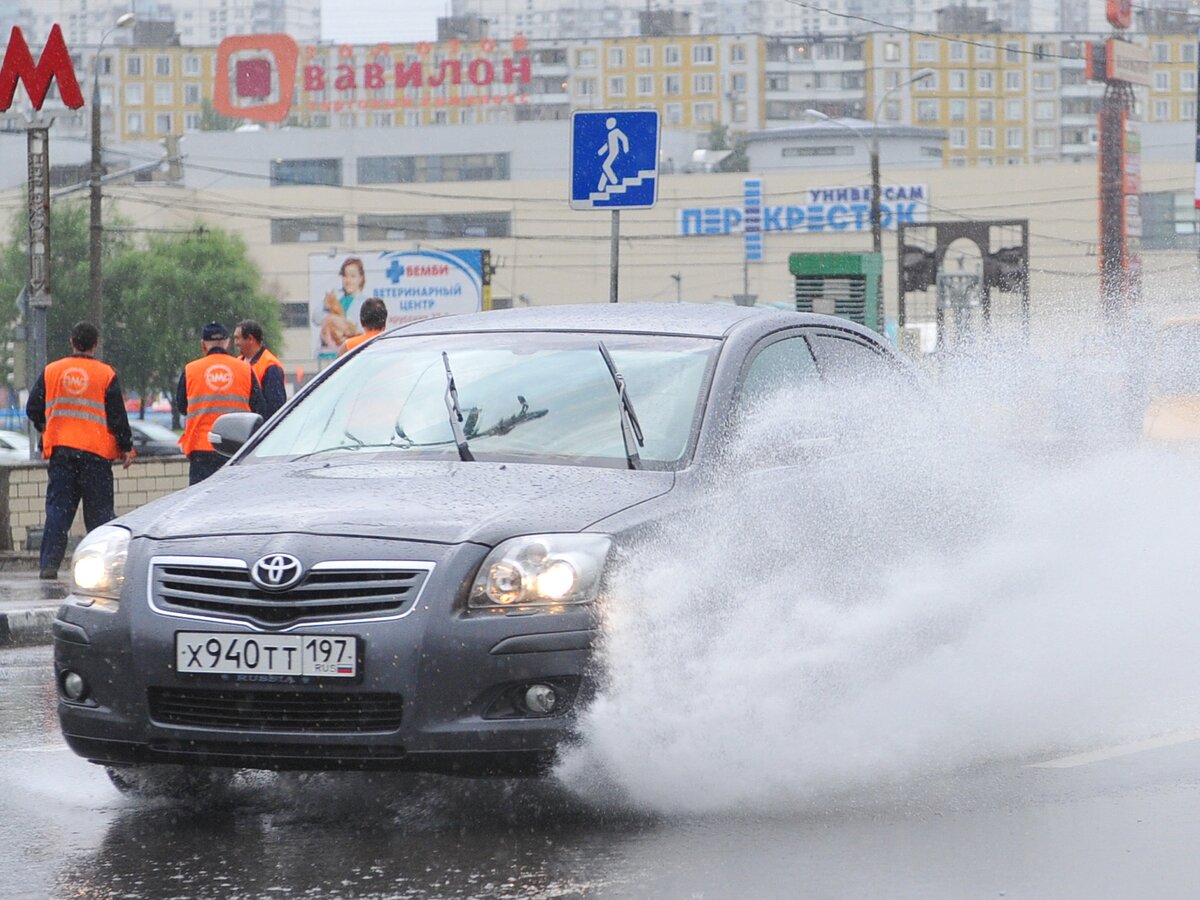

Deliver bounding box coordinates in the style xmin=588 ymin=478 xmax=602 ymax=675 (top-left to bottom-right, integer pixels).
xmin=576 ymin=49 xmax=596 ymax=68
xmin=731 ymin=44 xmax=746 ymax=63
xmin=125 ymin=84 xmax=143 ymax=105
xmin=664 ymin=45 xmax=681 ymax=65
xmin=664 ymin=102 xmax=682 ymax=125
xmin=949 ymin=42 xmax=966 ymax=62
xmin=636 ymin=74 xmax=654 ymax=95
xmin=916 ymin=41 xmax=936 ymax=62
xmin=126 ymin=112 xmax=143 ymax=133
xmin=1005 ymin=71 xmax=1022 ymax=91
xmin=976 ymin=70 xmax=994 ymax=91
xmin=693 ymin=73 xmax=715 ymax=94
xmin=184 ymin=84 xmax=201 ymax=104
xmin=184 ymin=112 xmax=201 ymax=131
xmin=576 ymin=77 xmax=596 ymax=96
xmin=608 ymin=47 xmax=624 ymax=67
xmin=1153 ymin=71 xmax=1170 ymax=92
xmin=126 ymin=55 xmax=142 ymax=76
xmin=154 ymin=113 xmax=172 ymax=133
xmin=1033 ymin=72 xmax=1055 ymax=91
xmin=1006 ymin=99 xmax=1023 ymax=120
xmin=978 ymin=99 xmax=994 ymax=121
xmin=636 ymin=46 xmax=652 ymax=66
xmin=950 ymin=99 xmax=966 ymax=121
xmin=1005 ymin=128 xmax=1023 ymax=148
xmin=357 ymin=212 xmax=511 ymax=241
xmin=1034 ymin=101 xmax=1055 ymax=120
xmin=692 ymin=44 xmax=714 ymax=64
xmin=950 ymin=70 xmax=966 ymax=91
xmin=1005 ymin=42 xmax=1021 ymax=63
xmin=916 ymin=99 xmax=938 ymax=121
xmin=978 ymin=128 xmax=995 ymax=149
xmin=269 ymin=158 xmax=343 ymax=187
xmin=270 ymin=217 xmax=343 ymax=243
xmin=1153 ymin=43 xmax=1171 ymax=63
xmin=155 ymin=56 xmax=171 ymax=76
xmin=154 ymin=83 xmax=173 ymax=105
xmin=976 ymin=43 xmax=995 ymax=64
xmin=357 ymin=153 xmax=510 ymax=184
xmin=664 ymin=74 xmax=681 ymax=95
xmin=949 ymin=128 xmax=967 ymax=148
xmin=693 ymin=102 xmax=715 ymax=123
xmin=609 ymin=76 xmax=626 ymax=95
xmin=184 ymin=55 xmax=201 ymax=75
xmin=883 ymin=42 xmax=900 ymax=62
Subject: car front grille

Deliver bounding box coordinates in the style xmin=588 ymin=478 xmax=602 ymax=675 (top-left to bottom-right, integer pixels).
xmin=148 ymin=687 xmax=404 ymax=733
xmin=151 ymin=560 xmax=430 ymax=628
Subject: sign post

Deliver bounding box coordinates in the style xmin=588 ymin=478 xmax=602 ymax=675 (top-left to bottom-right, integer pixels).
xmin=569 ymin=110 xmax=660 ymax=303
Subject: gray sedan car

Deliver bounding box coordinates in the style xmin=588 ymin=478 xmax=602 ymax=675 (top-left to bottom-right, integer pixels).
xmin=54 ymin=303 xmax=917 ymax=791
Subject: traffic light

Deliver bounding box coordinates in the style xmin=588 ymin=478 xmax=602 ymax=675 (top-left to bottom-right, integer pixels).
xmin=901 ymin=245 xmax=938 ymax=293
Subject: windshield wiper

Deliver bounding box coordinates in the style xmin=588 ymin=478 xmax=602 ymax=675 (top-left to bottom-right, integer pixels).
xmin=485 ymin=395 xmax=549 ymax=437
xmin=290 ymin=439 xmax=403 ymax=462
xmin=442 ymin=352 xmax=475 ymax=462
xmin=598 ymin=341 xmax=644 ymax=470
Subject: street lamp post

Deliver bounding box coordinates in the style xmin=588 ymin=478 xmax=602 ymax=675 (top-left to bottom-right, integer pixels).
xmin=804 ymin=67 xmax=934 ymax=260
xmin=89 ymin=12 xmax=135 ymax=342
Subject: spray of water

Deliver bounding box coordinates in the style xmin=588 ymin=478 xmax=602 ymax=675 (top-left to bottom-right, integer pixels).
xmin=558 ymin=319 xmax=1200 ymax=815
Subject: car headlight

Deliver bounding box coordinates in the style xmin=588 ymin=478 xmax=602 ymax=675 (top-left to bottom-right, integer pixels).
xmin=71 ymin=524 xmax=130 ymax=601
xmin=469 ymin=534 xmax=612 ymax=610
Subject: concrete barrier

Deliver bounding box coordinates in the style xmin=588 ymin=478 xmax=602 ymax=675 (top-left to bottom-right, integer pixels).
xmin=0 ymin=457 xmax=190 ymax=551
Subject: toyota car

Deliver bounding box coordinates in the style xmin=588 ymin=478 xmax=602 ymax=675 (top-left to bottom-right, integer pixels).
xmin=53 ymin=303 xmax=916 ymax=793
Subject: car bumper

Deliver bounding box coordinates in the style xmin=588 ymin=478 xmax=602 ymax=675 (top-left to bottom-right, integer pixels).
xmin=54 ymin=539 xmax=599 ymax=776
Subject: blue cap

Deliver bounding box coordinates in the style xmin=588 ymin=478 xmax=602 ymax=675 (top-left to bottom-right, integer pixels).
xmin=201 ymin=321 xmax=228 ymax=341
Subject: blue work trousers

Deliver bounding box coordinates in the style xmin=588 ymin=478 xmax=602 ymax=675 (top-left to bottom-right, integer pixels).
xmin=41 ymin=448 xmax=116 ymax=572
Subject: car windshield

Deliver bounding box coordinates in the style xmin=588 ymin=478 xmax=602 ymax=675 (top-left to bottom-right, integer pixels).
xmin=248 ymin=331 xmax=719 ymax=467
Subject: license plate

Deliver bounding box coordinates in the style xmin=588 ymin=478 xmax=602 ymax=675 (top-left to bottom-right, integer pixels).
xmin=176 ymin=632 xmax=358 ymax=678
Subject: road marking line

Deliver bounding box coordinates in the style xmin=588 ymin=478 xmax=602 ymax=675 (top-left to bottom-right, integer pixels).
xmin=10 ymin=745 xmax=68 ymax=753
xmin=1028 ymin=729 xmax=1200 ymax=769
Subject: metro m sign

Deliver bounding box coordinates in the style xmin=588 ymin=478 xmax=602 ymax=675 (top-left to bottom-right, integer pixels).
xmin=0 ymin=25 xmax=84 ymax=112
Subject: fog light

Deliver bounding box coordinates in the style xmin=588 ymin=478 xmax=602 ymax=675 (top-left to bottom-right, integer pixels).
xmin=62 ymin=671 xmax=87 ymax=701
xmin=524 ymin=683 xmax=558 ymax=715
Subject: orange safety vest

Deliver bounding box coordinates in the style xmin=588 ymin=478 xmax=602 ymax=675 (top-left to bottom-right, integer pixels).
xmin=180 ymin=353 xmax=254 ymax=454
xmin=248 ymin=346 xmax=283 ymax=387
xmin=342 ymin=330 xmax=382 ymax=353
xmin=42 ymin=356 xmax=120 ymax=460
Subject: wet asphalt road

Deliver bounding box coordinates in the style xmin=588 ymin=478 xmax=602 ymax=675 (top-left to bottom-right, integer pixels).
xmin=5 ymin=642 xmax=1200 ymax=899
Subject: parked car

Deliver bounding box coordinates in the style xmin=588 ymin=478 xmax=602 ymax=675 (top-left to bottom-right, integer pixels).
xmin=128 ymin=419 xmax=184 ymax=457
xmin=53 ymin=303 xmax=920 ymax=794
xmin=0 ymin=428 xmax=33 ymax=464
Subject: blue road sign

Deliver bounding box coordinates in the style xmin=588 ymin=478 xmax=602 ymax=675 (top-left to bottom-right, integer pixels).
xmin=569 ymin=109 xmax=660 ymax=210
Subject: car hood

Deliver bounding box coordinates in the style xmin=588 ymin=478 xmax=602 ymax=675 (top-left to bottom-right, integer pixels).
xmin=123 ymin=458 xmax=676 ymax=545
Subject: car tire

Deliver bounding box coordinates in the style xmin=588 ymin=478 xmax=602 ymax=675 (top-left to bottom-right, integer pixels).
xmin=105 ymin=764 xmax=229 ymax=799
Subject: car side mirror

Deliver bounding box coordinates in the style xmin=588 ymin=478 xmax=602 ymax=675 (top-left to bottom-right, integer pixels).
xmin=208 ymin=412 xmax=264 ymax=458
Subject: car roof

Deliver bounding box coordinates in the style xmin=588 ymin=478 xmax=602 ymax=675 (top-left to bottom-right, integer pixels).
xmin=386 ymin=302 xmax=877 ymax=341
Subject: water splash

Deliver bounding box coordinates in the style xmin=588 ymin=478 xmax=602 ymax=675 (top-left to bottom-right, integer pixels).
xmin=558 ymin=325 xmax=1200 ymax=814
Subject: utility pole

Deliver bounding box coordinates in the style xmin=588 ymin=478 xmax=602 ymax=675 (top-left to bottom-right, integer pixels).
xmin=88 ymin=13 xmax=135 ymax=346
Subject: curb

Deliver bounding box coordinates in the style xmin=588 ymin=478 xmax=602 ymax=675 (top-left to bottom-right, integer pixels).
xmin=0 ymin=606 xmax=58 ymax=647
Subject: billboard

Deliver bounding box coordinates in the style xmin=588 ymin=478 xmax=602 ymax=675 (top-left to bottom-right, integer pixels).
xmin=308 ymin=249 xmax=486 ymax=360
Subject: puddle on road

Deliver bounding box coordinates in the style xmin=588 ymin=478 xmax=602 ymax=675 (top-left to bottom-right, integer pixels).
xmin=559 ymin=322 xmax=1200 ymax=815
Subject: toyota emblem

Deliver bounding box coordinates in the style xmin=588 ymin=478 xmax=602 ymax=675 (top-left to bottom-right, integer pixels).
xmin=250 ymin=553 xmax=303 ymax=591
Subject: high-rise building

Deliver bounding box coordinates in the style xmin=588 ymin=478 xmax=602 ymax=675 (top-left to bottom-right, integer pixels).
xmin=13 ymin=0 xmax=320 ymax=46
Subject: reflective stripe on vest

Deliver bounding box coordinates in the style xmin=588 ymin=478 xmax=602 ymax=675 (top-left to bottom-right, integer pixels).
xmin=42 ymin=356 xmax=120 ymax=460
xmin=180 ymin=354 xmax=254 ymax=455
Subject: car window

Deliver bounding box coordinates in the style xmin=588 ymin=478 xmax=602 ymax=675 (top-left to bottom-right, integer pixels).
xmin=250 ymin=331 xmax=719 ymax=467
xmin=807 ymin=332 xmax=900 ymax=385
xmin=0 ymin=438 xmax=13 ymax=450
xmin=738 ymin=335 xmax=821 ymax=407
xmin=131 ymin=422 xmax=180 ymax=442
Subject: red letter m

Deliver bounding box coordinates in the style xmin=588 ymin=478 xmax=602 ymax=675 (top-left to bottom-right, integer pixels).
xmin=0 ymin=25 xmax=84 ymax=112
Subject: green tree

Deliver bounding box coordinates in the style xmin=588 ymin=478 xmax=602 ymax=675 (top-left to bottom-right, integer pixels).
xmin=0 ymin=207 xmax=279 ymax=421
xmin=0 ymin=201 xmax=131 ymax=386
xmin=102 ymin=227 xmax=280 ymax=421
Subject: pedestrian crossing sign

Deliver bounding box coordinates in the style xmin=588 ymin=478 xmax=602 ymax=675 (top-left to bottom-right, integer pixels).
xmin=569 ymin=109 xmax=660 ymax=210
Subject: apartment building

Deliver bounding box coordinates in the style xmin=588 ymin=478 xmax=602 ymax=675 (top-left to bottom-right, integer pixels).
xmin=7 ymin=27 xmax=1194 ymax=167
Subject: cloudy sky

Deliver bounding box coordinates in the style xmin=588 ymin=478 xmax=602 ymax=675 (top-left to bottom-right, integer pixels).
xmin=321 ymin=0 xmax=448 ymax=43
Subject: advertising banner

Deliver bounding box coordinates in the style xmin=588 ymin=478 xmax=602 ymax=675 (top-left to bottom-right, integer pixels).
xmin=308 ymin=249 xmax=485 ymax=361
xmin=678 ymin=183 xmax=928 ymax=236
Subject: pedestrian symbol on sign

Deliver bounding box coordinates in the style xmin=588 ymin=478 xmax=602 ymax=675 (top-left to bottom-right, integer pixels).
xmin=570 ymin=109 xmax=660 ymax=210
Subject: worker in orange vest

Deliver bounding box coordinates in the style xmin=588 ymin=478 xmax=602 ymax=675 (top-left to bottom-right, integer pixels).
xmin=338 ymin=297 xmax=388 ymax=355
xmin=233 ymin=319 xmax=286 ymax=417
xmin=176 ymin=321 xmax=263 ymax=485
xmin=25 ymin=321 xmax=135 ymax=580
